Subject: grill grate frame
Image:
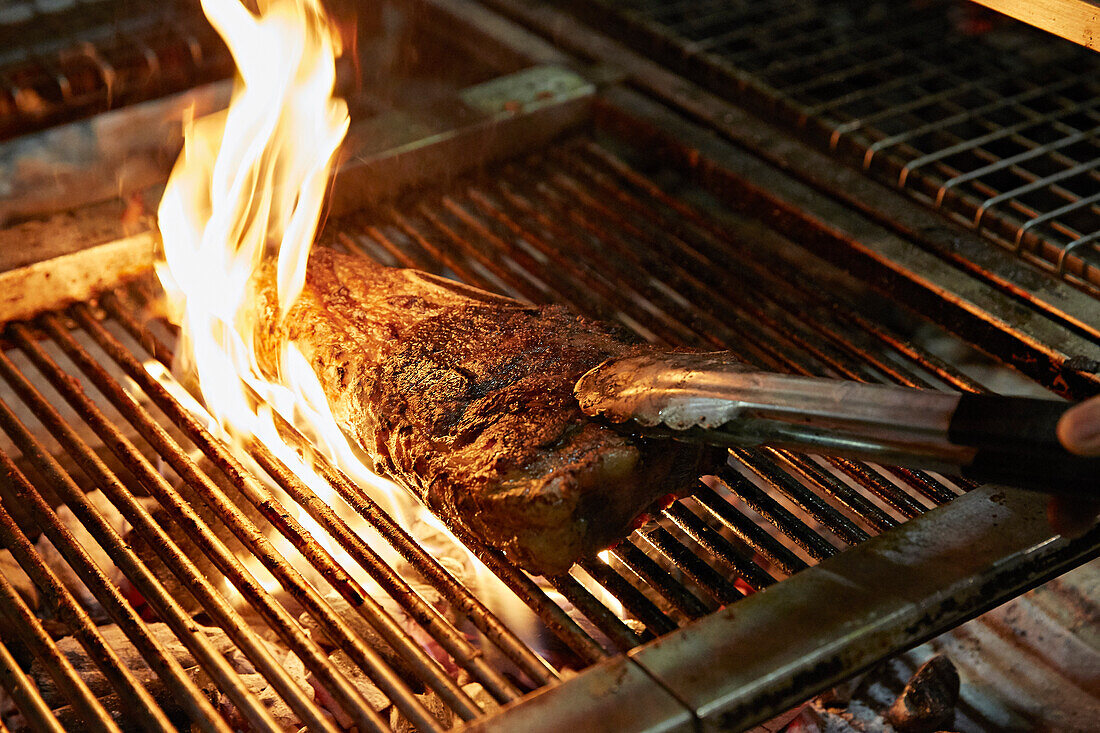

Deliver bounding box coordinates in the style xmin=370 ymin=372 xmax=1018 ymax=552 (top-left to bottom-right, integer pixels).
xmin=553 ymin=0 xmax=1100 ymax=291
xmin=0 ymin=129 xmax=1090 ymax=731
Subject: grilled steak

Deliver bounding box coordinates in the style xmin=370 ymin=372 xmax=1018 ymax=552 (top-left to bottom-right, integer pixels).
xmin=259 ymin=248 xmax=714 ymax=575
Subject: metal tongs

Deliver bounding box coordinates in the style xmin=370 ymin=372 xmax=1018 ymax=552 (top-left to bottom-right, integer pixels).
xmin=575 ymin=352 xmax=1099 ymax=496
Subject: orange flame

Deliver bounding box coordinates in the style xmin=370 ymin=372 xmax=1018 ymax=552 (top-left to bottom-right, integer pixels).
xmin=154 ymin=0 xmax=624 ymax=643
xmin=153 ymin=0 xmax=497 ymax=606
xmin=156 ymin=0 xmax=347 ymax=435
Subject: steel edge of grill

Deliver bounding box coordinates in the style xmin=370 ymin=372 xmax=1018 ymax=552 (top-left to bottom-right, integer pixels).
xmin=0 ymin=2 xmax=1097 ymax=731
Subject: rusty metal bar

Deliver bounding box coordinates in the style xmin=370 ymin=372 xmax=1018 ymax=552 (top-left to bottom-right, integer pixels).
xmin=544 ymin=574 xmax=641 ymax=653
xmin=826 ymin=458 xmax=928 ymax=520
xmin=714 ymin=466 xmax=839 ymax=561
xmin=4 ymin=324 xmax=350 ymax=733
xmin=0 ymin=490 xmax=175 ymax=733
xmin=609 ymin=541 xmax=710 ymax=621
xmin=768 ymin=451 xmax=897 ymax=534
xmin=464 ymin=181 xmax=745 ymax=354
xmin=0 ymin=628 xmax=62 ymax=733
xmin=55 ymin=310 xmax=435 ymax=732
xmin=689 ymin=484 xmax=807 ymax=577
xmin=0 ymin=531 xmax=117 ymax=733
xmin=727 ymin=450 xmax=870 ymax=548
xmin=475 ymin=174 xmax=798 ymax=368
xmin=634 ymin=525 xmax=742 ymax=606
xmin=0 ymin=381 xmax=276 ymax=732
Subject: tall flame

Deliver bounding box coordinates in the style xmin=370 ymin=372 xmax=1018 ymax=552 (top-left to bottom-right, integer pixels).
xmin=157 ymin=0 xmax=348 ymax=433
xmin=154 ymin=0 xmax=618 ymax=650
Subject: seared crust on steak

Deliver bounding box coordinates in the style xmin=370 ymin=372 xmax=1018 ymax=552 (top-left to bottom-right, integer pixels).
xmin=259 ymin=248 xmax=714 ymax=575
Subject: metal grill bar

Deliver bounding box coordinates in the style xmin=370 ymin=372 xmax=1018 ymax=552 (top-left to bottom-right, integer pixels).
xmin=713 ymin=466 xmax=838 ymax=561
xmin=0 ymin=488 xmax=173 ymax=733
xmin=8 ymin=321 xmax=392 ymax=732
xmin=0 ymin=529 xmax=119 ymax=733
xmin=0 ymin=336 xmax=287 ymax=732
xmin=58 ymin=308 xmax=438 ymax=732
xmin=544 ymin=574 xmax=642 ymax=651
xmin=576 ymin=559 xmax=677 ymax=636
xmin=554 ymin=0 xmax=1100 ymax=289
xmin=609 ymin=542 xmax=711 ymax=620
xmin=0 ymin=0 xmax=231 ymax=138
xmin=661 ymin=504 xmax=775 ymax=591
xmin=634 ymin=526 xmax=742 ymax=606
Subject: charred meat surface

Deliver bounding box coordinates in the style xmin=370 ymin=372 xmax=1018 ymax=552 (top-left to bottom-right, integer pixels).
xmin=259 ymin=248 xmax=714 ymax=575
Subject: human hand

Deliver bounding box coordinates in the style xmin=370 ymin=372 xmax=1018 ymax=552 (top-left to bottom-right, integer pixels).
xmin=1049 ymin=397 xmax=1100 ymax=536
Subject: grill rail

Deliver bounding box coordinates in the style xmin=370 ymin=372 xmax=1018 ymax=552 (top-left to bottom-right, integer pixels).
xmin=541 ymin=0 xmax=1100 ymax=292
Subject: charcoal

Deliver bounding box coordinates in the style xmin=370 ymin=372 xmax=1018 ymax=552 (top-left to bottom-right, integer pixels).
xmin=34 ymin=490 xmax=128 ymax=623
xmin=218 ymin=672 xmax=307 ymax=732
xmin=30 ymin=622 xmax=235 ymax=712
xmin=390 ymin=691 xmax=452 ymax=733
xmin=462 ymin=682 xmax=500 ymax=715
xmin=884 ymin=655 xmax=960 ymax=732
xmin=0 ymin=548 xmax=38 ymax=609
xmin=298 ymin=591 xmax=422 ymax=689
xmin=310 ymin=649 xmax=389 ymax=729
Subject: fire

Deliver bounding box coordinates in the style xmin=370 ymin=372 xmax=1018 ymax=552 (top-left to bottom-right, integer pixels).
xmin=156 ymin=0 xmax=347 ymax=438
xmin=152 ymin=0 xmax=524 ymax=621
xmin=153 ymin=0 xmax=625 ymax=662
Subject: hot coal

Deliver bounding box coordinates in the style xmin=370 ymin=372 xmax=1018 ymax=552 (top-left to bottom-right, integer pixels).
xmin=298 ymin=590 xmax=423 ymax=690
xmin=25 ymin=623 xmax=238 ymax=731
xmin=389 ymin=690 xmax=451 ymax=733
xmin=884 ymin=655 xmax=960 ymax=732
xmin=310 ymin=649 xmax=389 ymax=729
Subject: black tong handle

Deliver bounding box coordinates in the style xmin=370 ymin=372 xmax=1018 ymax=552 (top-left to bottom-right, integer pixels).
xmin=948 ymin=395 xmax=1099 ymax=496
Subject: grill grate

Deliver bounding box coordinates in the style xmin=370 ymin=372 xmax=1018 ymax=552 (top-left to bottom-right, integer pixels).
xmin=0 ymin=0 xmax=232 ymax=140
xmin=556 ymin=0 xmax=1100 ymax=290
xmin=0 ymin=133 xmax=1079 ymax=731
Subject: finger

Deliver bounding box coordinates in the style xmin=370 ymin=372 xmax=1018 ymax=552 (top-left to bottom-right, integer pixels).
xmin=1056 ymin=398 xmax=1100 ymax=456
xmin=1047 ymin=496 xmax=1100 ymax=538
